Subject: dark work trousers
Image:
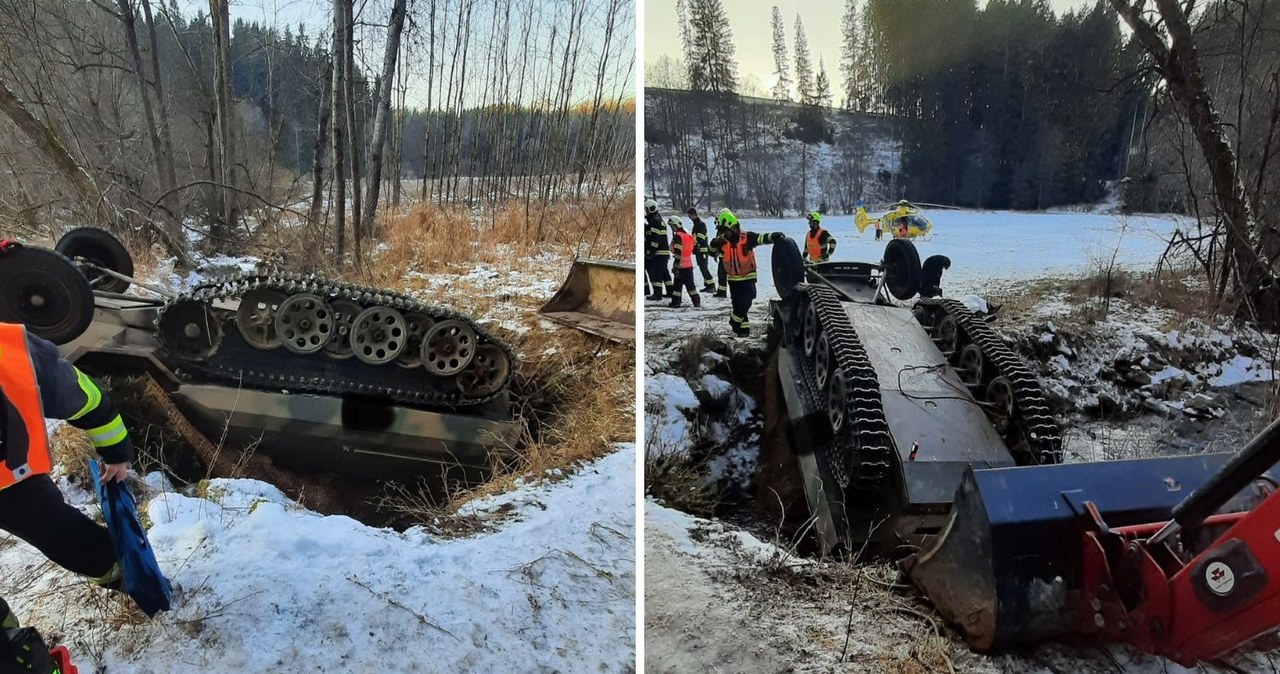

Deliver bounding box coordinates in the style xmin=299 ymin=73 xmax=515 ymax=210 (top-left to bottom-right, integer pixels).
xmin=728 ymin=280 xmax=757 ymax=335
xmin=695 ymin=251 xmax=715 ymax=289
xmin=670 ymin=267 xmax=700 ymax=307
xmin=716 ymin=258 xmax=727 ymax=294
xmin=645 ymin=256 xmax=672 ymax=298
xmin=0 ymin=475 xmax=116 ymax=578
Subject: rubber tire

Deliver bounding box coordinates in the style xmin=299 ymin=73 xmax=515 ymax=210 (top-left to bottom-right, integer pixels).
xmin=0 ymin=246 xmax=95 ymax=344
xmin=55 ymin=227 xmax=133 ymax=293
xmin=771 ymin=235 xmax=804 ymax=302
xmin=883 ymin=238 xmax=921 ymax=301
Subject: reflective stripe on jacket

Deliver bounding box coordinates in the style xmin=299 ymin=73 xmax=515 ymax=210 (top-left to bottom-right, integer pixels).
xmin=806 ymin=227 xmax=836 ymax=261
xmin=0 ymin=324 xmax=53 ymax=488
xmin=719 ymin=235 xmax=759 ymax=281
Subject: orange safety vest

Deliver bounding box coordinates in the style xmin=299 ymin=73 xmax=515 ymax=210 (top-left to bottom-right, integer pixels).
xmin=672 ymin=231 xmax=695 ymax=270
xmin=806 ymin=227 xmax=827 ymax=260
xmin=0 ymin=324 xmax=53 ymax=489
xmin=719 ymin=236 xmax=758 ymax=282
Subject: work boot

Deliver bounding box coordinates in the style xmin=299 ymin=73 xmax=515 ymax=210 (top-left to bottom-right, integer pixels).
xmin=714 ymin=290 xmax=727 ymax=298
xmin=703 ymin=283 xmax=717 ymax=293
xmin=692 ymin=295 xmax=701 ymax=308
xmin=92 ymin=561 xmax=124 ymax=592
xmin=668 ymin=297 xmax=682 ymax=308
xmin=647 ymin=292 xmax=665 ymax=302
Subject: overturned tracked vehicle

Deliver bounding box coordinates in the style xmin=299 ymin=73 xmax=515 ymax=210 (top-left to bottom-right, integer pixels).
xmin=0 ymin=228 xmax=519 ymax=488
xmin=760 ymin=237 xmax=1280 ymax=664
xmin=760 ymin=237 xmax=1063 ymax=555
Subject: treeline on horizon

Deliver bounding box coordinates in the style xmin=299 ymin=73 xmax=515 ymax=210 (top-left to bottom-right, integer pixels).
xmin=646 ymin=0 xmax=1173 ymax=212
xmin=0 ymin=0 xmax=634 ymax=262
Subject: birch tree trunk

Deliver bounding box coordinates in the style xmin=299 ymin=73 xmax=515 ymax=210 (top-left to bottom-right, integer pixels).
xmin=361 ymin=0 xmax=408 ymax=234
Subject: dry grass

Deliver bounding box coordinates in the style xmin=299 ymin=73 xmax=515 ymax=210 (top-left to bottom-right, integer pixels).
xmin=360 ymin=193 xmax=634 ymax=288
xmin=49 ymin=424 xmax=96 ymax=482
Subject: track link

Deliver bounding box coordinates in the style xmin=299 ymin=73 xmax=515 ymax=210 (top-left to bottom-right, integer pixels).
xmin=793 ymin=284 xmax=894 ymax=490
xmin=915 ymin=297 xmax=1063 ymax=464
xmin=155 ymin=271 xmax=516 ymax=409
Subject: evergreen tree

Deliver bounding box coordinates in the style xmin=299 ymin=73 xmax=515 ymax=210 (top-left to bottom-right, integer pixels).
xmin=770 ymin=7 xmax=791 ymax=101
xmin=793 ymin=14 xmax=814 ymax=105
xmin=687 ymin=0 xmax=738 ymax=94
xmin=840 ymin=0 xmax=860 ymax=109
xmin=676 ymin=0 xmax=693 ymax=73
xmin=815 ymin=57 xmax=832 ymax=107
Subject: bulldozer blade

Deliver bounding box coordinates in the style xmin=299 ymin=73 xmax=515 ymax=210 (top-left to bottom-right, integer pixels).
xmin=538 ymin=258 xmax=635 ymax=343
xmin=904 ymin=452 xmax=1260 ymax=652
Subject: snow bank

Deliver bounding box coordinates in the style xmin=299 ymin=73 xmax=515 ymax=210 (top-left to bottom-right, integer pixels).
xmin=3 ymin=446 xmax=636 ymax=673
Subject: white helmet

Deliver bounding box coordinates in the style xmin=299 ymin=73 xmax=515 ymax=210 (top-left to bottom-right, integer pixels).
xmin=665 ymin=215 xmax=682 ymax=228
xmin=644 ymin=199 xmax=658 ymax=213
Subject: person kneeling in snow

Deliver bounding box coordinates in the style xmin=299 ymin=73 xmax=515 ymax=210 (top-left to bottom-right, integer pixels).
xmin=709 ymin=211 xmax=785 ymax=337
xmin=0 ymin=322 xmax=131 ymax=586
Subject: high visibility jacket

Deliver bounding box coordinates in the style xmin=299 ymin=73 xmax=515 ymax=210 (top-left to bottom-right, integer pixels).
xmin=644 ymin=211 xmax=670 ymax=258
xmin=0 ymin=323 xmax=132 ymax=490
xmin=715 ymin=231 xmax=776 ymax=282
xmin=805 ymin=227 xmax=836 ymax=262
xmin=0 ymin=325 xmax=51 ymax=488
xmin=671 ymin=231 xmax=695 ymax=270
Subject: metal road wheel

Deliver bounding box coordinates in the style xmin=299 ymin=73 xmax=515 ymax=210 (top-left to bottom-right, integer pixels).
xmin=422 ymin=319 xmax=477 ymax=376
xmin=396 ymin=311 xmax=436 ymax=369
xmin=274 ymin=293 xmax=334 ymax=355
xmin=324 ymin=299 xmax=363 ymax=360
xmin=236 ymin=288 xmax=287 ymax=350
xmin=986 ymin=376 xmax=1015 ymax=434
xmin=0 ymin=246 xmax=94 ymax=344
xmin=934 ymin=314 xmax=959 ymax=356
xmin=803 ymin=301 xmax=820 ymax=357
xmin=828 ymin=367 xmax=848 ymax=436
xmin=160 ymin=300 xmax=223 ymax=360
xmin=351 ymin=306 xmax=408 ymax=365
xmin=814 ymin=331 xmax=832 ymax=391
xmin=456 ymin=344 xmax=510 ymax=397
xmin=957 ymin=343 xmax=985 ymax=387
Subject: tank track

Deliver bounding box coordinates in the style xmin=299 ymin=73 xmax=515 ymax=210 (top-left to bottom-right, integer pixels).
xmin=914 ymin=297 xmax=1063 ymax=464
xmin=791 ymin=284 xmax=894 ymax=490
xmin=155 ymin=271 xmax=515 ymax=409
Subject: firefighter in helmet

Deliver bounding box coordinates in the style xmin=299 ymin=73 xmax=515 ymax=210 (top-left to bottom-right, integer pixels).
xmin=802 ymin=211 xmax=837 ymax=264
xmin=708 ymin=210 xmax=786 ymax=337
xmin=643 ymin=199 xmax=672 ymax=300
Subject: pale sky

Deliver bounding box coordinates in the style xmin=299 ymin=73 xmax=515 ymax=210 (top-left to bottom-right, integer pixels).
xmin=645 ymin=0 xmax=1098 ymax=97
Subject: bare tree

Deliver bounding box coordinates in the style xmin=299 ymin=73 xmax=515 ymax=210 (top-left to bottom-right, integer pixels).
xmin=361 ymin=0 xmax=408 ymax=234
xmin=1109 ymin=0 xmax=1280 ymax=327
xmin=208 ymin=0 xmax=238 ymax=247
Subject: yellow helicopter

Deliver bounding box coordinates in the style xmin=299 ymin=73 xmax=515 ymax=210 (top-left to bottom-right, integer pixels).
xmin=854 ymin=200 xmax=934 ymax=240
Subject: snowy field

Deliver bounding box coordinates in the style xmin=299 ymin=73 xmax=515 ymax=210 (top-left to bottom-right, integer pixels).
xmin=0 ymin=446 xmax=635 ymax=673
xmin=647 ymin=208 xmax=1185 ymax=338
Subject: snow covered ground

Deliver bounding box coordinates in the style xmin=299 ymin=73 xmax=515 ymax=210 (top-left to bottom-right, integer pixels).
xmin=645 ymin=499 xmax=1278 ymax=674
xmin=643 ymin=207 xmax=1277 ymax=673
xmin=1 ymin=446 xmax=636 ymax=673
xmin=647 ymin=209 xmax=1185 ymax=340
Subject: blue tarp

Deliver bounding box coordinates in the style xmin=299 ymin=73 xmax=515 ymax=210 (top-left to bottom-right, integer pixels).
xmin=90 ymin=462 xmax=172 ymax=617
